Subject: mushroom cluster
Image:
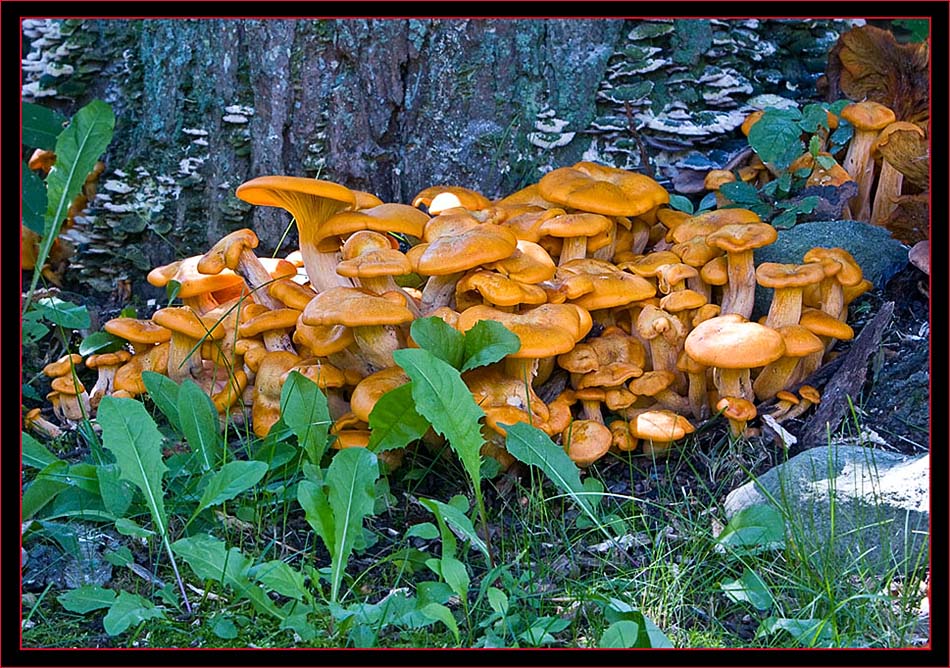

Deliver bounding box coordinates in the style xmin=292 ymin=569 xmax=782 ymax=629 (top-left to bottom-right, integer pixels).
xmin=30 ymin=161 xmax=868 ymax=470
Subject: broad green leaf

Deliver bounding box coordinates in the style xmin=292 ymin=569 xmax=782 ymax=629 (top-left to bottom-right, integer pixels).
xmin=22 ymin=309 xmax=50 ymax=344
xmin=418 ymin=497 xmax=489 ymax=561
xmin=192 ymin=460 xmax=268 ymax=518
xmin=177 ymin=379 xmax=220 ymax=471
xmin=718 ymin=181 xmax=760 ymax=206
xmin=394 ymin=348 xmax=485 ymax=501
xmin=667 ymin=193 xmax=694 ymax=214
xmin=248 ymin=560 xmax=308 ymax=601
xmin=410 ymin=317 xmax=465 ymax=369
xmin=114 ymin=517 xmax=155 ymax=539
xmin=405 ymin=522 xmax=439 ymax=540
xmin=459 ymin=319 xmax=521 ymax=372
xmin=78 ymin=331 xmax=125 ymax=356
xmin=98 ymin=396 xmax=169 ymax=538
xmin=23 ymin=101 xmax=67 ymax=150
xmin=171 ymin=533 xmax=250 ymax=591
xmin=102 ymin=591 xmax=165 ymax=636
xmin=697 ymin=191 xmax=717 ymax=212
xmin=439 ymin=555 xmax=470 ymax=602
xmin=602 ymin=598 xmax=674 ymax=648
xmin=297 ymin=478 xmax=335 ymax=555
xmin=143 ymin=371 xmax=182 ymax=432
xmin=211 ymin=616 xmax=239 ymax=639
xmin=756 ymin=616 xmax=833 ymax=647
xmin=29 ymin=99 xmax=115 ymax=302
xmin=97 ymin=464 xmax=134 ymax=517
xmin=63 ymin=462 xmax=100 ymax=495
xmin=487 ymin=587 xmax=509 ymax=615
xmin=22 ymin=461 xmax=70 ymax=519
xmin=280 ymin=370 xmax=331 ymax=465
xmin=103 ymin=545 xmax=134 ymax=567
xmin=504 ymin=421 xmax=598 ymax=519
xmin=22 ymin=432 xmax=62 ymax=469
xmin=367 ymin=383 xmax=430 ymax=452
xmin=419 ymin=602 xmax=460 ymax=643
xmin=23 ymin=162 xmax=47 ymax=234
xmin=720 ymin=567 xmax=775 ymax=611
xmin=717 ymin=503 xmax=787 ymax=553
xmin=33 ymin=297 xmax=91 ymax=330
xmin=278 ymin=601 xmax=316 ymax=641
xmin=325 ymin=447 xmax=380 ymax=603
xmin=599 ymin=620 xmax=641 ymax=648
xmin=57 ymin=585 xmax=117 ymax=614
xmin=747 ymin=108 xmax=804 ymax=170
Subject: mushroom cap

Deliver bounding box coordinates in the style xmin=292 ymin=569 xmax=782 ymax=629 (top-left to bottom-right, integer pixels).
xmin=628 ymin=370 xmax=676 ymax=396
xmin=293 ymin=318 xmax=355 ymax=357
xmin=235 ymin=175 xmax=356 ymax=223
xmin=706 ymin=222 xmax=778 ymax=254
xmin=28 ymin=148 xmax=57 ymax=173
xmin=538 ymin=161 xmax=669 ymax=217
xmin=704 ymin=169 xmax=736 ymax=190
xmin=43 ymin=353 xmax=84 ymax=377
xmin=671 ymin=236 xmax=723 ymax=267
xmin=147 ymin=255 xmax=246 ymax=297
xmin=840 ymin=101 xmax=897 ymax=131
xmin=716 ymin=396 xmax=757 ymax=421
xmin=755 ymin=262 xmax=827 ymax=289
xmin=627 ymin=409 xmax=695 ymax=442
xmin=802 ymin=247 xmax=864 ymax=286
xmin=113 ymin=343 xmax=170 ymax=395
xmin=455 ymin=270 xmax=547 ymax=309
xmin=620 ymin=251 xmax=682 ymax=277
xmin=576 ymin=362 xmax=644 ymax=390
xmin=775 ymin=390 xmax=800 ymax=405
xmin=659 ymin=289 xmax=707 ymax=313
xmin=103 ymin=317 xmax=172 ymax=345
xmin=315 ymin=203 xmax=429 ymax=252
xmin=85 ymin=350 xmax=132 ymax=369
xmin=670 ymin=208 xmax=762 ymax=244
xmin=408 ymin=223 xmax=518 ymax=276
xmin=558 ymin=258 xmax=656 ymax=310
xmin=562 ymin=419 xmax=612 ymax=467
xmin=700 ymin=256 xmax=729 ymax=286
xmin=238 ymin=308 xmax=302 ymax=338
xmin=197 ymin=229 xmax=260 ymax=275
xmin=152 ymin=306 xmax=226 ymax=340
xmin=741 ymin=110 xmax=765 ymax=136
xmin=337 ymin=248 xmax=411 ymax=279
xmin=412 ymin=185 xmax=492 ymax=214
xmin=495 ymin=183 xmax=561 ymax=209
xmin=456 ymin=303 xmax=592 ymax=359
xmin=685 ymin=314 xmax=786 ymax=368
xmin=488 ymin=240 xmax=557 ymax=284
xmin=353 ymin=190 xmax=385 ymax=209
xmin=609 ymin=420 xmax=639 ymax=451
xmin=50 ymin=375 xmax=86 ymax=395
xmin=775 ymin=325 xmax=825 ymax=357
xmin=283 ymin=359 xmax=347 ymax=390
xmin=872 ymin=121 xmax=928 ymax=188
xmin=798 ymin=385 xmax=821 ymax=403
xmin=799 ymin=308 xmax=855 ymax=340
xmin=655 ymin=263 xmax=699 ymax=293
xmin=301 ymin=287 xmax=415 ymax=328
xmin=350 ymin=367 xmax=411 ymax=422
xmin=269 ymin=278 xmax=318 ymax=310
xmin=537 ymin=212 xmax=613 ymax=239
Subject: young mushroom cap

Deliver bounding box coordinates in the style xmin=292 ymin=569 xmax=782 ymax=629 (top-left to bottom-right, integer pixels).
xmin=716 ymin=396 xmax=758 ymax=437
xmin=562 ymin=419 xmax=613 ymax=468
xmin=538 ymin=161 xmax=669 ymax=218
xmin=456 ymin=303 xmax=593 ymax=359
xmin=43 ymin=353 xmax=84 ymax=379
xmin=625 ymin=409 xmax=695 ymax=456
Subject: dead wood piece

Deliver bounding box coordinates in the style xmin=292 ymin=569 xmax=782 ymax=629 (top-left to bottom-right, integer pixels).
xmin=795 ymin=301 xmax=895 ymax=450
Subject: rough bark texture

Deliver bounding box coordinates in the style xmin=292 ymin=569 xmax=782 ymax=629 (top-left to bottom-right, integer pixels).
xmin=21 ymin=18 xmax=859 ymax=301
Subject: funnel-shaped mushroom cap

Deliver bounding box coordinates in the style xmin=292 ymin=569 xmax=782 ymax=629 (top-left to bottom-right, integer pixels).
xmin=316 ymin=204 xmax=429 ymax=252
xmin=408 ymin=223 xmax=518 ymax=276
xmin=685 ymin=314 xmax=785 ymax=368
xmin=148 ymin=256 xmax=245 ymax=297
xmin=456 ymin=303 xmax=592 ymax=359
xmin=539 ymin=161 xmax=669 ymax=217
xmin=301 ymin=287 xmax=415 ymax=328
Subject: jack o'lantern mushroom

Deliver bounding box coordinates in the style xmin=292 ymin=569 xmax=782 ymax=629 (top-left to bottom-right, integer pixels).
xmin=151 ymin=307 xmax=226 ymax=383
xmin=562 ymin=419 xmax=613 ymax=468
xmin=412 ymin=185 xmax=492 ymax=215
xmin=751 ymin=325 xmax=825 ymax=402
xmin=147 ymin=255 xmax=247 ymax=314
xmin=85 ymin=350 xmax=132 ymax=408
xmin=706 ymin=222 xmax=777 ymax=319
xmin=755 ymin=262 xmax=827 ymax=329
xmin=716 ymin=396 xmax=757 ymax=438
xmin=839 ymin=101 xmax=897 ymax=221
xmin=622 ymin=408 xmax=695 ymax=457
xmin=869 ymin=121 xmax=928 ymax=227
xmin=234 ymin=175 xmax=358 ymax=292
xmin=24 ymin=407 xmax=63 ymax=440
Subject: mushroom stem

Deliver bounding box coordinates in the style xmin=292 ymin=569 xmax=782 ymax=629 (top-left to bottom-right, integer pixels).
xmin=558 ymin=236 xmax=589 ymax=265
xmin=167 ymin=332 xmax=203 ymax=383
xmin=752 ymin=356 xmax=800 ymax=402
xmin=580 ymin=399 xmax=605 ymax=424
xmin=842 ymin=130 xmax=879 ymax=222
xmin=713 ymin=367 xmax=754 ymax=404
xmin=686 ymin=369 xmax=709 ymax=421
xmin=360 ymin=276 xmax=422 ymax=318
xmin=419 ymin=272 xmax=463 ymax=315
xmin=869 ymin=160 xmax=904 ymax=227
xmin=765 ymin=287 xmax=805 ymax=329
xmin=720 ymin=250 xmax=755 ymax=318
xmin=353 ymin=325 xmax=406 ymax=372
xmin=298 ymin=244 xmax=354 ymax=293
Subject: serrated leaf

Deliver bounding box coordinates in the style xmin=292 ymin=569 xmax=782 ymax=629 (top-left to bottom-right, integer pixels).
xmin=57 ymin=585 xmax=116 ymax=614
xmin=280 ymin=370 xmax=331 ymax=465
xmin=22 ymin=432 xmax=62 ymax=469
xmin=667 ymin=193 xmax=694 ymax=214
xmin=393 ymin=348 xmax=485 ymax=500
xmin=409 ymin=317 xmax=465 ymax=369
xmin=29 ymin=99 xmax=115 ymax=301
xmin=325 ymin=447 xmax=380 ymax=604
xmin=22 ymin=461 xmax=70 ymax=519
xmin=192 ymin=460 xmax=268 ymax=518
xmin=78 ymin=331 xmax=125 ymax=356
xmin=23 ymin=101 xmax=67 ymax=150
xmin=459 ymin=319 xmax=521 ymax=372
xmin=34 ymin=297 xmax=91 ymax=330
xmin=720 ymin=567 xmax=775 ymax=611
xmin=98 ymin=396 xmax=169 ymax=538
xmin=102 ymin=591 xmax=165 ymax=636
xmin=504 ymin=421 xmax=598 ymax=519
xmin=367 ymin=383 xmax=430 ymax=452
xmin=717 ymin=504 xmax=787 ymax=553
xmin=142 ymin=371 xmax=181 ymax=432
xmin=248 ymin=560 xmax=308 ymax=601
xmin=177 ymin=379 xmax=220 ymax=471
xmin=23 ymin=162 xmax=47 ymax=234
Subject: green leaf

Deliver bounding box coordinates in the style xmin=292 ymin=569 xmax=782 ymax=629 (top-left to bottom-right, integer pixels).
xmin=23 ymin=102 xmax=67 ymax=150
xmin=459 ymin=319 xmax=521 ymax=372
xmin=487 ymin=587 xmax=509 ymax=615
xmin=406 ymin=522 xmax=439 ymax=540
xmin=211 ymin=616 xmax=239 ymax=639
xmin=808 ymin=134 xmax=821 ymax=157
xmin=142 ymin=371 xmax=182 ymax=432
xmin=393 ymin=348 xmax=485 ymax=504
xmin=103 ymin=545 xmax=134 ymax=567
xmin=22 ymin=309 xmax=50 ymax=344
xmin=297 ymin=478 xmax=335 ymax=556
xmin=599 ymin=620 xmax=641 ymax=648
xmin=22 ymin=432 xmax=62 ymax=469
xmin=717 ymin=504 xmax=787 ymax=554
xmin=720 ymin=567 xmax=775 ymax=611
xmin=439 ymin=555 xmax=470 ymax=602
xmin=697 ymin=191 xmax=717 ymax=212
xmin=34 ymin=297 xmax=91 ymax=330
xmin=756 ymin=616 xmax=833 ymax=647
xmin=280 ymin=370 xmax=331 ymax=465
xmin=192 ymin=460 xmax=268 ymax=518
xmin=419 ymin=603 xmax=460 ymax=644
xmin=177 ymin=379 xmax=220 ymax=471
xmin=667 ymin=193 xmax=694 ymax=214
xmin=325 ymin=447 xmax=380 ymax=604
xmin=78 ymin=331 xmax=126 ymax=356
xmin=248 ymin=560 xmax=308 ymax=601
xmin=98 ymin=396 xmax=169 ymax=539
xmin=504 ymin=421 xmax=598 ymax=520
xmin=102 ymin=591 xmax=165 ymax=636
xmin=747 ymin=108 xmax=804 ymax=171
xmin=800 ymin=103 xmax=832 ymax=133
xmin=28 ymin=99 xmax=115 ymax=303
xmin=771 ymin=210 xmax=798 ymax=230
xmin=418 ymin=497 xmax=490 ymax=561
xmin=23 ymin=162 xmax=47 ymax=234
xmin=171 ymin=533 xmax=250 ymax=591
xmin=96 ymin=463 xmax=135 ymax=517
xmin=114 ymin=517 xmax=155 ymax=539
xmin=57 ymin=585 xmax=117 ymax=614
xmin=718 ymin=181 xmax=761 ymax=206
xmin=22 ymin=461 xmax=70 ymax=519
xmin=409 ymin=317 xmax=465 ymax=369
xmin=815 ymin=154 xmax=837 ymax=170
xmin=367 ymin=383 xmax=430 ymax=452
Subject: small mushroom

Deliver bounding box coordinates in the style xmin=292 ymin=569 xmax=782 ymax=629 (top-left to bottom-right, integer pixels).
xmin=562 ymin=419 xmax=612 ymax=467
xmin=716 ymin=396 xmax=757 ymax=438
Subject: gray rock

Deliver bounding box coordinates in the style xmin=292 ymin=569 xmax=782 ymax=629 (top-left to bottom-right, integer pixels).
xmin=723 ymin=444 xmax=929 ymax=573
xmin=752 ymin=220 xmax=909 ymax=319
